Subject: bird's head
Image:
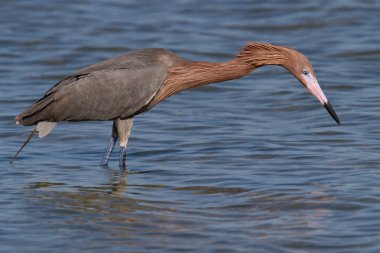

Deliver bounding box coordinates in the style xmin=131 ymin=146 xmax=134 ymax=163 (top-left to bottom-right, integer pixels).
xmin=237 ymin=42 xmax=341 ymax=124
xmin=281 ymin=49 xmax=340 ymax=125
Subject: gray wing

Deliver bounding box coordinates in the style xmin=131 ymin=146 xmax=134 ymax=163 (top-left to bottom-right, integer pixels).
xmin=43 ymin=48 xmax=182 ymax=98
xmin=17 ymin=63 xmax=166 ymax=125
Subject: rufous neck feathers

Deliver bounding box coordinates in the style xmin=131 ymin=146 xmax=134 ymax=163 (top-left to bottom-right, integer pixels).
xmin=236 ymin=42 xmax=298 ymax=68
xmin=151 ymin=42 xmax=302 ymax=106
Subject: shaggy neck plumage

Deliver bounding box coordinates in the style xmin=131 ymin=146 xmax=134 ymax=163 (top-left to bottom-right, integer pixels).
xmin=236 ymin=42 xmax=296 ymax=68
xmin=151 ymin=43 xmax=296 ymax=105
xmin=152 ymin=60 xmax=251 ymax=104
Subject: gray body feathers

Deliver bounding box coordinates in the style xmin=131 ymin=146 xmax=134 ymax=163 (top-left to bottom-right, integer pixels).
xmin=16 ymin=48 xmax=184 ymax=126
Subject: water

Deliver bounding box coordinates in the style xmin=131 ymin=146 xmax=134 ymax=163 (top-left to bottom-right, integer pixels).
xmin=1 ymin=0 xmax=380 ymax=252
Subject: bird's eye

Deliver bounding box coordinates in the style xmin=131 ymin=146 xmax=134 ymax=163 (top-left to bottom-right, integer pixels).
xmin=302 ymin=70 xmax=309 ymax=76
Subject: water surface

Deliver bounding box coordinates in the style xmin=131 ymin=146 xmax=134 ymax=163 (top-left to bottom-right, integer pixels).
xmin=1 ymin=0 xmax=380 ymax=252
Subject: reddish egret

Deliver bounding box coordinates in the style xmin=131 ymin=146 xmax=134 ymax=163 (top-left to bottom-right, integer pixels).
xmin=14 ymin=42 xmax=340 ymax=167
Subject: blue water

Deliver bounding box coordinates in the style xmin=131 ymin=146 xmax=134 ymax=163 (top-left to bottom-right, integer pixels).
xmin=1 ymin=0 xmax=380 ymax=252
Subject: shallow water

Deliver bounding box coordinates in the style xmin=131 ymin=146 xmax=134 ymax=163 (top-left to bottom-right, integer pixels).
xmin=1 ymin=0 xmax=380 ymax=252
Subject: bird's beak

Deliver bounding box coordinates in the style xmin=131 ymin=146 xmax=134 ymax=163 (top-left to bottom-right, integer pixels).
xmin=324 ymin=102 xmax=340 ymax=125
xmin=303 ymin=76 xmax=341 ymax=125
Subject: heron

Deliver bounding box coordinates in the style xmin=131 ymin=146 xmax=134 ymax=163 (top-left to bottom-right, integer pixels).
xmin=14 ymin=42 xmax=340 ymax=167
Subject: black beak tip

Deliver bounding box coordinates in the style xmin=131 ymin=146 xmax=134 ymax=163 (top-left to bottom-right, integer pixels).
xmin=324 ymin=102 xmax=341 ymax=125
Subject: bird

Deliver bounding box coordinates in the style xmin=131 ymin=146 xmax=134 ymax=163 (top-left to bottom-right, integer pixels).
xmin=14 ymin=42 xmax=340 ymax=167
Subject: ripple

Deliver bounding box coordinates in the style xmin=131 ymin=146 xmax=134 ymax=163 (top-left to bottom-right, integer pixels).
xmin=333 ymin=50 xmax=380 ymax=58
xmin=173 ymin=186 xmax=249 ymax=195
xmin=1 ymin=0 xmax=380 ymax=252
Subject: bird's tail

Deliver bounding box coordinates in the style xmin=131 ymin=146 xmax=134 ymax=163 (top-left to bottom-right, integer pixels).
xmin=15 ymin=93 xmax=55 ymax=126
xmin=13 ymin=128 xmax=37 ymax=160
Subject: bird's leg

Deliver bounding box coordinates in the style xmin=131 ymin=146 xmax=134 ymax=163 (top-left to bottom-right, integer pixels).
xmin=115 ymin=118 xmax=134 ymax=169
xmin=119 ymin=146 xmax=126 ymax=168
xmin=13 ymin=128 xmax=37 ymax=160
xmin=100 ymin=121 xmax=118 ymax=166
xmin=100 ymin=136 xmax=117 ymax=166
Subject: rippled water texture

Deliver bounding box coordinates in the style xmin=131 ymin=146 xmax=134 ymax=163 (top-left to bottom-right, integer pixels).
xmin=1 ymin=0 xmax=380 ymax=252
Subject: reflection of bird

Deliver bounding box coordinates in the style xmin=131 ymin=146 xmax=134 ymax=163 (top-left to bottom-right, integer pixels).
xmin=14 ymin=42 xmax=340 ymax=167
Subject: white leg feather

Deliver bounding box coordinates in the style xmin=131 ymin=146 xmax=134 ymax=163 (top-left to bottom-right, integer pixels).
xmin=36 ymin=121 xmax=57 ymax=138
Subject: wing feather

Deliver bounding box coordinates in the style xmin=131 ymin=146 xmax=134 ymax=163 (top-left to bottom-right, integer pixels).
xmin=16 ymin=64 xmax=166 ymax=125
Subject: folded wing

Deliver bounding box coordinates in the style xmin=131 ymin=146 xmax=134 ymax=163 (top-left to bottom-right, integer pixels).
xmin=16 ymin=63 xmax=167 ymax=125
